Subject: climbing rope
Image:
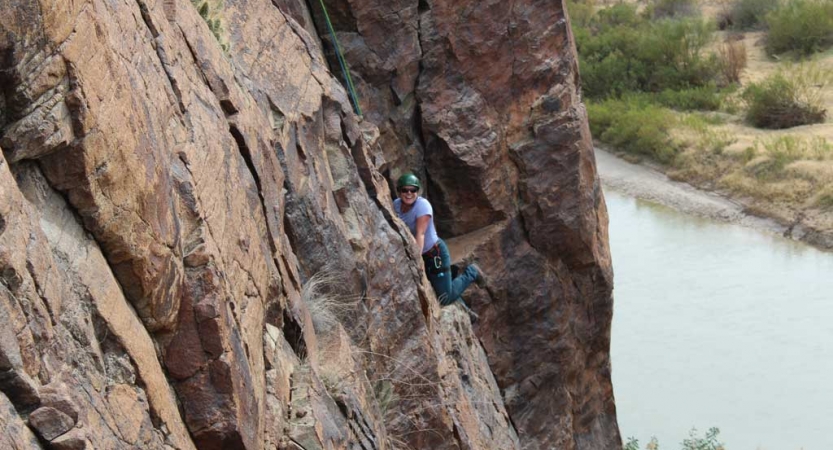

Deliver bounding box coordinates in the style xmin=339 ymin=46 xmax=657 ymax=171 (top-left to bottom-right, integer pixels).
xmin=317 ymin=0 xmax=363 ymax=117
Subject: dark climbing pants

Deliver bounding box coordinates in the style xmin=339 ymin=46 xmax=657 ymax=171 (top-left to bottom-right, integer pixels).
xmin=422 ymin=239 xmax=478 ymax=306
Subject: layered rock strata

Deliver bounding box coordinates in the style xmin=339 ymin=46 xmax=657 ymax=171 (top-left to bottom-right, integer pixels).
xmin=0 ymin=0 xmax=618 ymax=450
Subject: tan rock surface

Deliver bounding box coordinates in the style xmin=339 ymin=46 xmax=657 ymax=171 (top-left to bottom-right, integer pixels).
xmin=1 ymin=0 xmax=618 ymax=449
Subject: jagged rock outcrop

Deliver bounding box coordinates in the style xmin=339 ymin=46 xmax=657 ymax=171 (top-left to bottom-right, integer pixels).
xmin=311 ymin=1 xmax=618 ymax=448
xmin=1 ymin=1 xmax=617 ymax=450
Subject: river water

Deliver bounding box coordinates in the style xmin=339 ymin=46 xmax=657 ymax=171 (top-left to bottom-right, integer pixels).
xmin=607 ymin=189 xmax=833 ymax=450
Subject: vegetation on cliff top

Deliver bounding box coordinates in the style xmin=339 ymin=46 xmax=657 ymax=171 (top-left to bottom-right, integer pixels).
xmin=569 ymin=0 xmax=833 ymax=244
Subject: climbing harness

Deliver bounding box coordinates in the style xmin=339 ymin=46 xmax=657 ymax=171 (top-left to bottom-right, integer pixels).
xmin=434 ymin=256 xmax=443 ymax=272
xmin=422 ymin=244 xmax=449 ymax=276
xmin=316 ymin=0 xmax=363 ymax=117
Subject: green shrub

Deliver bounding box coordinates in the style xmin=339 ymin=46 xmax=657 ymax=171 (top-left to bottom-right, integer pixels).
xmin=596 ymin=2 xmax=642 ymax=28
xmin=648 ymin=0 xmax=700 ymax=19
xmin=588 ymin=97 xmax=679 ymax=163
xmin=566 ymin=0 xmax=596 ymax=28
xmin=808 ymin=136 xmax=833 ymax=160
xmin=680 ymin=113 xmax=736 ymax=154
xmin=624 ymin=438 xmax=640 ymax=450
xmin=682 ymin=427 xmax=725 ymax=450
xmin=575 ymin=8 xmax=721 ymax=99
xmin=765 ymin=0 xmax=833 ymax=56
xmin=623 ymin=429 xmax=722 ymax=450
xmin=655 ymin=85 xmax=725 ymax=111
xmin=727 ymin=0 xmax=780 ymax=30
xmin=763 ymin=135 xmax=832 ymax=161
xmin=741 ymin=64 xmax=829 ymax=128
xmin=766 ymin=136 xmax=805 ymax=171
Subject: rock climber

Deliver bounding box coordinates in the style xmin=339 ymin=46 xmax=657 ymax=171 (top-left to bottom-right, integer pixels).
xmin=393 ymin=173 xmax=484 ymax=307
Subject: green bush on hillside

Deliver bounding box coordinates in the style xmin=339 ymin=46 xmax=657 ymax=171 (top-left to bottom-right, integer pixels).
xmin=595 ymin=1 xmax=643 ymax=27
xmin=725 ymin=0 xmax=779 ymax=30
xmin=648 ymin=0 xmax=700 ymax=19
xmin=588 ymin=97 xmax=679 ymax=163
xmin=567 ymin=0 xmax=596 ymax=28
xmin=607 ymin=86 xmax=727 ymax=112
xmin=742 ymin=64 xmax=829 ymax=129
xmin=765 ymin=0 xmax=833 ymax=56
xmin=655 ymin=85 xmax=726 ymax=111
xmin=575 ymin=3 xmax=721 ymax=100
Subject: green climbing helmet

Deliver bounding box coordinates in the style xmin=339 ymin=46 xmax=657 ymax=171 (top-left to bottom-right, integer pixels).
xmin=396 ymin=173 xmax=421 ymax=190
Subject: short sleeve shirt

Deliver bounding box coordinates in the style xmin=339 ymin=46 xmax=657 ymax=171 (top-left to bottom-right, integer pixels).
xmin=393 ymin=196 xmax=440 ymax=254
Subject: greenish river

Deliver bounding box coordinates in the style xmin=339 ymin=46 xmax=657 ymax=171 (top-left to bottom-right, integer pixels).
xmin=607 ymin=190 xmax=833 ymax=450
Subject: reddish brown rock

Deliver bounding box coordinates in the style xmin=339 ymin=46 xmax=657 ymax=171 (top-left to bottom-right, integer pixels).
xmin=316 ymin=0 xmax=620 ymax=448
xmin=0 ymin=392 xmax=41 ymax=449
xmin=28 ymin=406 xmax=75 ymax=441
xmin=49 ymin=429 xmax=91 ymax=450
xmin=38 ymin=384 xmax=81 ymax=423
xmin=1 ymin=0 xmax=618 ymax=449
xmin=0 ymin=152 xmax=196 ymax=449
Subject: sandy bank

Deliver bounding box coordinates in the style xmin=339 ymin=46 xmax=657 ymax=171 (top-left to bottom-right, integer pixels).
xmin=596 ymin=147 xmax=791 ymax=235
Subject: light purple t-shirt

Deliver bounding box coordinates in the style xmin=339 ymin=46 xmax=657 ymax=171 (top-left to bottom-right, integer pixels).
xmin=393 ymin=196 xmax=440 ymax=254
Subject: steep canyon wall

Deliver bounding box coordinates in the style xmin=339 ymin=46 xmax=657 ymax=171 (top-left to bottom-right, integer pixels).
xmin=0 ymin=0 xmax=618 ymax=449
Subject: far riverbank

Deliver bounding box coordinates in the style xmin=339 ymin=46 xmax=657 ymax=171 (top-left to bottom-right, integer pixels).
xmin=595 ymin=147 xmax=833 ymax=252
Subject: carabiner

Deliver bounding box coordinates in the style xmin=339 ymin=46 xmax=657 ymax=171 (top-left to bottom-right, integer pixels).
xmin=434 ymin=256 xmax=442 ymax=270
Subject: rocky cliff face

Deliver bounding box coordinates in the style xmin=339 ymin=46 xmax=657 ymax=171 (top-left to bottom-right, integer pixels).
xmin=0 ymin=0 xmax=618 ymax=449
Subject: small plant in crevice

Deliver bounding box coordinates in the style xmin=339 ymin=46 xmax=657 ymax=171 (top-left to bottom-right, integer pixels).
xmin=318 ymin=362 xmax=348 ymax=398
xmin=300 ymin=268 xmax=360 ymax=336
xmin=299 ymin=267 xmax=363 ymax=401
xmin=353 ymin=348 xmax=446 ymax=450
xmin=190 ymin=0 xmax=229 ymax=52
xmin=373 ymin=379 xmax=399 ymax=419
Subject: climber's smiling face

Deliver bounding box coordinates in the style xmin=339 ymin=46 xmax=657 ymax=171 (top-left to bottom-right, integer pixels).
xmin=398 ymin=185 xmax=418 ymax=206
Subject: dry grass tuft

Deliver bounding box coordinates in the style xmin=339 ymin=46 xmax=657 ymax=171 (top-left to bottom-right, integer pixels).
xmin=300 ymin=268 xmax=359 ymax=336
xmin=707 ymin=135 xmax=833 ymax=207
xmin=717 ymin=37 xmax=747 ymax=84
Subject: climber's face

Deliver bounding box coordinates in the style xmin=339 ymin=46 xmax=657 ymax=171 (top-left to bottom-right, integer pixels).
xmin=398 ymin=185 xmax=418 ymax=206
